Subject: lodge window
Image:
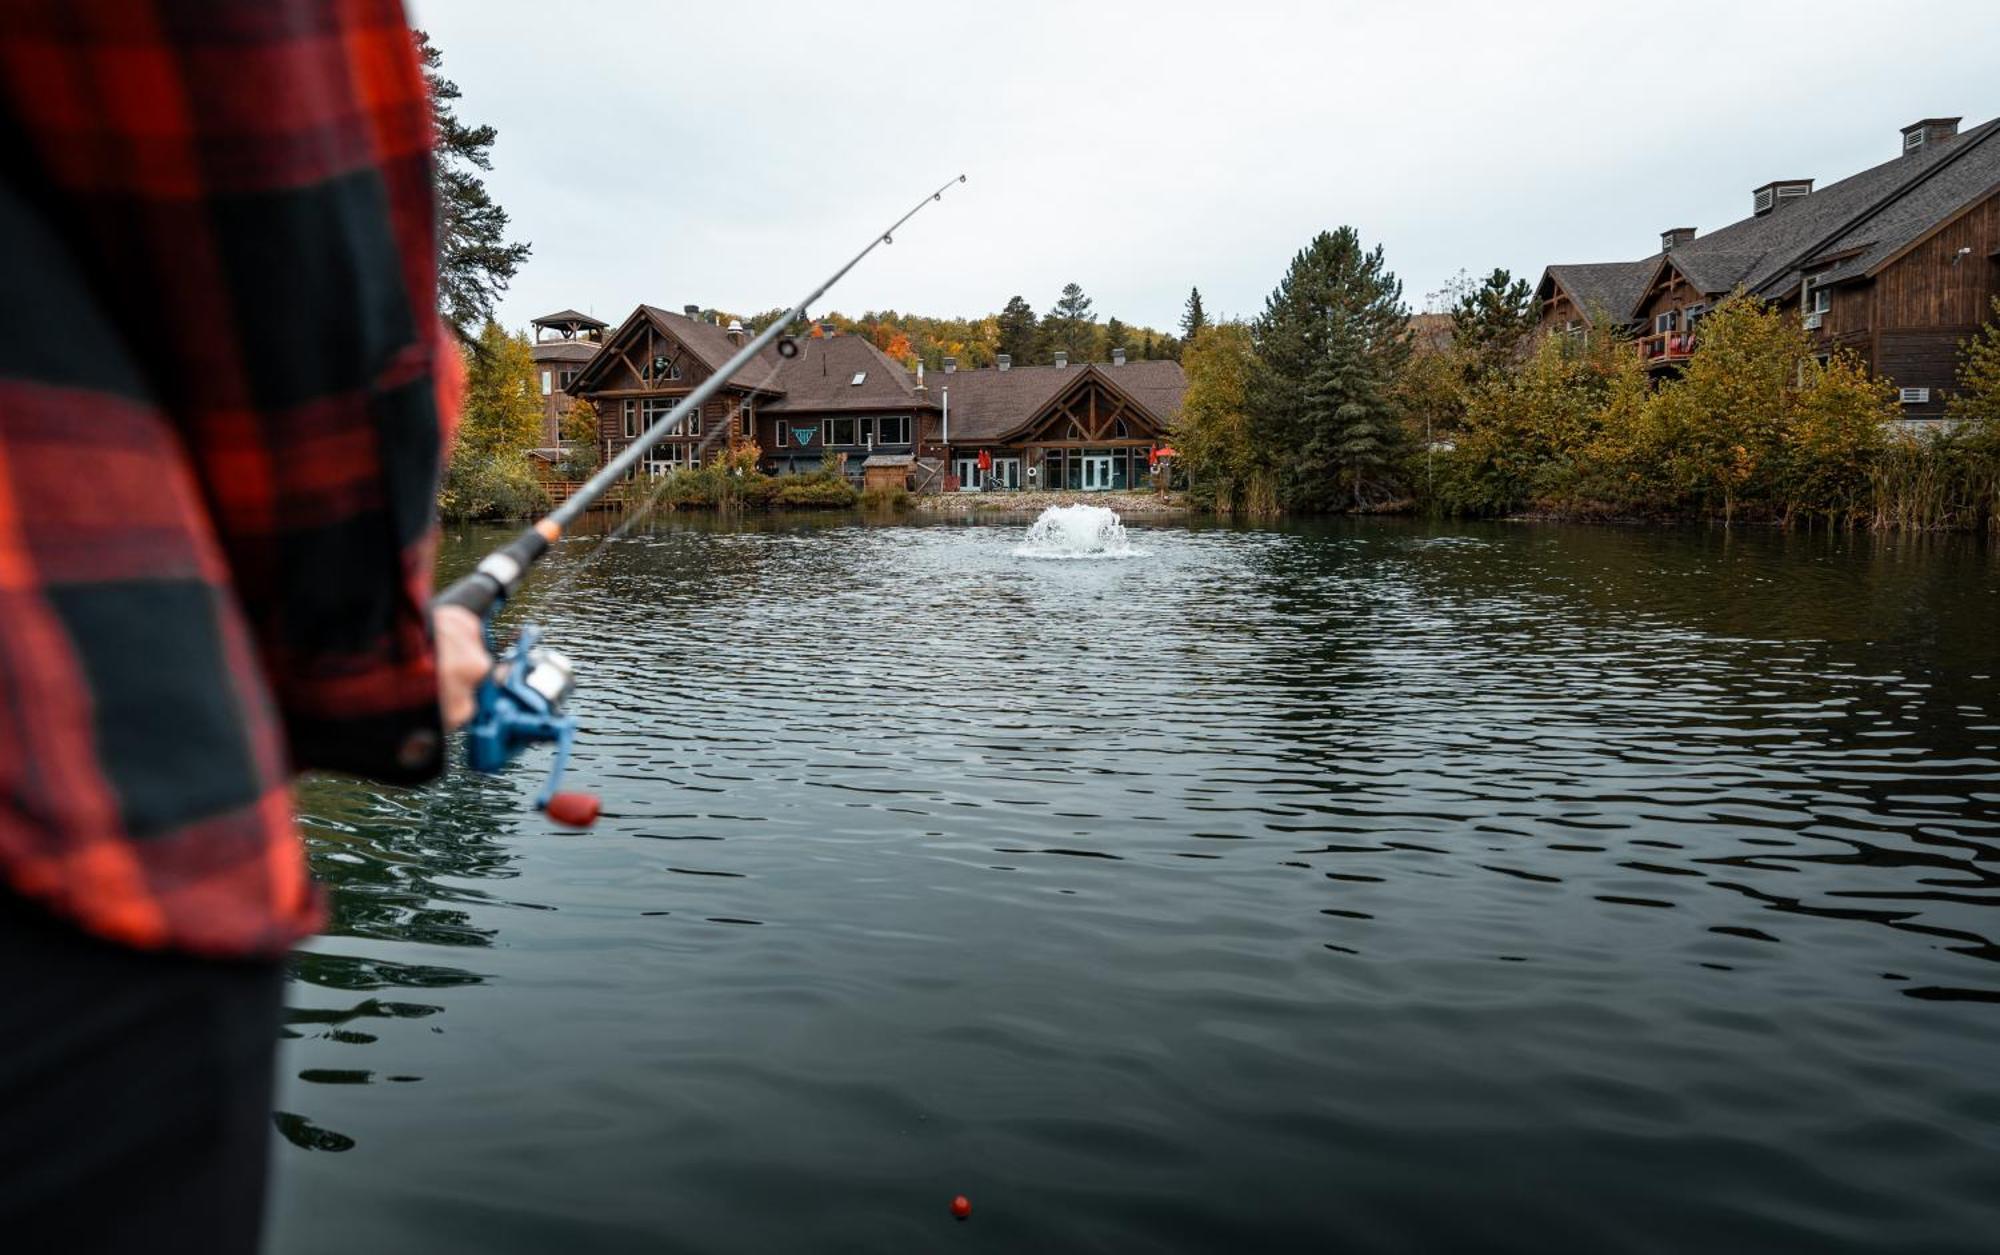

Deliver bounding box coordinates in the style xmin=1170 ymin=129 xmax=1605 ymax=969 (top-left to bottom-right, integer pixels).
xmin=740 ymin=399 xmax=754 ymax=438
xmin=541 ymin=370 xmax=553 ymax=396
xmin=643 ymin=355 xmax=682 ymax=384
xmin=622 ymin=399 xmax=638 ymax=438
xmin=641 ymin=398 xmax=670 ymax=430
xmin=1685 ymin=303 xmax=1709 ymax=330
xmin=877 ymin=414 xmax=909 ymax=445
xmin=1808 ymin=286 xmax=1831 ymax=314
xmin=1654 ymin=309 xmax=1680 ymax=334
xmin=559 ymin=369 xmax=579 ymax=391
xmin=824 ymin=416 xmax=858 ymax=445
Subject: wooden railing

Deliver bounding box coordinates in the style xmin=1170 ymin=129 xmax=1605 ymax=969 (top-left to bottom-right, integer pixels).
xmin=1638 ymin=332 xmax=1697 ymax=364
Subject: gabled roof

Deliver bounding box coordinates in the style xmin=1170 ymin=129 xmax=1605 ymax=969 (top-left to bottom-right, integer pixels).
xmin=532 ymin=308 xmax=607 ymax=329
xmin=1540 ymin=260 xmax=1658 ymax=323
xmin=1775 ymin=133 xmax=2000 ymax=293
xmin=935 ymin=359 xmax=1186 ymax=443
xmin=762 ymin=335 xmax=938 ymax=413
xmin=1543 ymin=115 xmax=2000 ymax=320
xmin=636 ymin=305 xmax=789 ymax=390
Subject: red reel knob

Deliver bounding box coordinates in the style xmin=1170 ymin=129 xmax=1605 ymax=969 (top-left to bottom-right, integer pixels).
xmin=544 ymin=792 xmax=601 ymax=828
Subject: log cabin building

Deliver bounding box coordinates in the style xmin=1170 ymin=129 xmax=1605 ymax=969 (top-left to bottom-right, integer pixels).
xmin=530 ymin=308 xmax=605 ymax=449
xmin=1535 ymin=114 xmax=2000 ymax=419
xmin=561 ymin=303 xmax=1188 ymax=489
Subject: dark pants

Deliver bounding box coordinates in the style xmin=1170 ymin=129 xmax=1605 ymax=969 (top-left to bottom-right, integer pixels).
xmin=0 ymin=891 xmax=282 ymax=1254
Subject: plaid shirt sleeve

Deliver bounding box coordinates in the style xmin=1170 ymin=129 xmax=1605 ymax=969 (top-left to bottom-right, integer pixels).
xmin=0 ymin=0 xmax=456 ymax=956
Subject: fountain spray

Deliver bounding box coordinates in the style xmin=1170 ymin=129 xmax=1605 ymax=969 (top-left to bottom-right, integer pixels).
xmin=434 ymin=175 xmax=969 ymax=826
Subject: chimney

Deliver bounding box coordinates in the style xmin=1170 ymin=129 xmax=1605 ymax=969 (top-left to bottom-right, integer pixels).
xmin=1901 ymin=117 xmax=1961 ymax=155
xmin=1752 ymin=179 xmax=1813 ymax=216
xmin=996 ymin=353 xmax=1011 ymax=372
xmin=943 ymin=356 xmax=957 ymax=373
xmin=682 ymin=304 xmax=699 ymax=318
xmin=1053 ymin=349 xmax=1068 ymax=368
xmin=914 ymin=360 xmax=926 ymax=394
xmin=725 ymin=318 xmax=744 ymax=346
xmin=1661 ymin=227 xmax=1696 ymax=252
xmin=819 ymin=321 xmax=837 ymax=338
xmin=1111 ymin=346 xmax=1126 ymax=366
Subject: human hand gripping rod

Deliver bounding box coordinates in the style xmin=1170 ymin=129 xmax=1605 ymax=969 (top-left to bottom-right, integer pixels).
xmin=432 ymin=175 xmax=968 ymax=827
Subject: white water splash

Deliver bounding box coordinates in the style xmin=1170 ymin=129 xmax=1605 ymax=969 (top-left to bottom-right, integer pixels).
xmin=1012 ymin=504 xmax=1145 ymax=559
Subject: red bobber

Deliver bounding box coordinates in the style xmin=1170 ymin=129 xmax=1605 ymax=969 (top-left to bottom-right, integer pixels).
xmin=543 ymin=792 xmax=601 ymax=828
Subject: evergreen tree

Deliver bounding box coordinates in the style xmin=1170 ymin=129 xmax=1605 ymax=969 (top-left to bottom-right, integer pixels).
xmin=1103 ymin=316 xmax=1129 ymax=359
xmin=1043 ymin=283 xmax=1097 ymax=361
xmin=1141 ymin=332 xmax=1156 ymax=360
xmin=1450 ymin=267 xmax=1536 ymax=376
xmin=1181 ymin=286 xmax=1209 ymax=340
xmin=418 ymin=32 xmax=531 ymax=335
xmin=997 ymin=295 xmax=1039 ymax=362
xmin=1251 ymin=227 xmax=1411 ymax=511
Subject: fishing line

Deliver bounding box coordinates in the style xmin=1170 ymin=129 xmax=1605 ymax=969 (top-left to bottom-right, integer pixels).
xmin=435 ymin=175 xmax=968 ymax=825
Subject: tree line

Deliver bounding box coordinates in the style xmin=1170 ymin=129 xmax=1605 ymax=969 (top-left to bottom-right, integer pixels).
xmin=733 ymin=280 xmax=1183 ymax=375
xmin=1173 ymin=227 xmax=2000 ymax=532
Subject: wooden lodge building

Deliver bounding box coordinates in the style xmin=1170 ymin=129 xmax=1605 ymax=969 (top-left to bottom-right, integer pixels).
xmin=559 ymin=303 xmax=1188 ymax=490
xmin=1536 ymin=114 xmax=2000 ymax=419
xmin=530 ymin=308 xmax=606 ymax=448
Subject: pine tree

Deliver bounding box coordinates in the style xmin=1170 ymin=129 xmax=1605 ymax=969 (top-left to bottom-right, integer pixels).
xmin=1251 ymin=227 xmax=1411 ymax=511
xmin=1450 ymin=268 xmax=1535 ymax=377
xmin=997 ymin=295 xmax=1039 ymax=363
xmin=418 ymin=32 xmax=531 ymax=335
xmin=1103 ymin=316 xmax=1129 ymax=359
xmin=1043 ymin=283 xmax=1097 ymax=361
xmin=1181 ymin=287 xmax=1209 ymax=340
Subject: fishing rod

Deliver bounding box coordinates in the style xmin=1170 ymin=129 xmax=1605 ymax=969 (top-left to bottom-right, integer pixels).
xmin=434 ymin=173 xmax=969 ymax=828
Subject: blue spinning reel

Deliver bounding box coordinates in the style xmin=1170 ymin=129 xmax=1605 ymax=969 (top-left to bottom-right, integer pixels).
xmin=462 ymin=619 xmax=597 ymax=826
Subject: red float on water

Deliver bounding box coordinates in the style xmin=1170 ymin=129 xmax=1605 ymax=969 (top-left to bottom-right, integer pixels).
xmin=951 ymin=1195 xmax=971 ymax=1220
xmin=544 ymin=792 xmax=601 ymax=828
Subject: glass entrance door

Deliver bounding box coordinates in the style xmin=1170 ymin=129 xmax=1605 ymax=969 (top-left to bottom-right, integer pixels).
xmin=953 ymin=457 xmax=982 ymax=491
xmin=1082 ymin=455 xmax=1114 ymax=490
xmin=992 ymin=458 xmax=1020 ymax=490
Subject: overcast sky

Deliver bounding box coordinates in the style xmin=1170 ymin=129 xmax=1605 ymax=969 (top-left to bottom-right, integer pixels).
xmin=409 ymin=0 xmax=2000 ymax=335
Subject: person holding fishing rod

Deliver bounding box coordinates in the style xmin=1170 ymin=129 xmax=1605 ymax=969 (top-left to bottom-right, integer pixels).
xmin=0 ymin=3 xmax=962 ymax=1250
xmin=0 ymin=3 xmax=489 ymax=1250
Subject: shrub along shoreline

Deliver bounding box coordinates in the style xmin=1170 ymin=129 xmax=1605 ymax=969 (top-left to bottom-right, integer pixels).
xmin=1171 ymin=232 xmax=2000 ymax=534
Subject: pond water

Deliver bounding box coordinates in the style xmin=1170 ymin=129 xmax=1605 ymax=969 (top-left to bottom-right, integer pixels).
xmin=268 ymin=511 xmax=2000 ymax=1253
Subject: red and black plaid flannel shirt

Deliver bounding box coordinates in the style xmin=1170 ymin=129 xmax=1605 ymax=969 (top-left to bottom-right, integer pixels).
xmin=0 ymin=0 xmax=458 ymax=956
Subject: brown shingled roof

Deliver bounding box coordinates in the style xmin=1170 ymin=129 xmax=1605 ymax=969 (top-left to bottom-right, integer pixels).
xmin=762 ymin=335 xmax=938 ymax=413
xmin=934 ymin=359 xmax=1186 ymax=443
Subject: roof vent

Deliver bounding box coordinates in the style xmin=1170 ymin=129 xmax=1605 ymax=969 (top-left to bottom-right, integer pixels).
xmin=996 ymin=353 xmax=1011 ymax=372
xmin=1753 ymin=179 xmax=1813 ymax=216
xmin=682 ymin=304 xmax=700 ymax=318
xmin=1901 ymin=117 xmax=1961 ymax=155
xmin=943 ymin=356 xmax=957 ymax=373
xmin=1053 ymin=349 xmax=1068 ymax=368
xmin=1111 ymin=347 xmax=1126 ymax=366
xmin=1661 ymin=227 xmax=1696 ymax=252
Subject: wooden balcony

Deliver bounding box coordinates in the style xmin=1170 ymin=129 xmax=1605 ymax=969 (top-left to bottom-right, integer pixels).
xmin=1638 ymin=331 xmax=1697 ymax=366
